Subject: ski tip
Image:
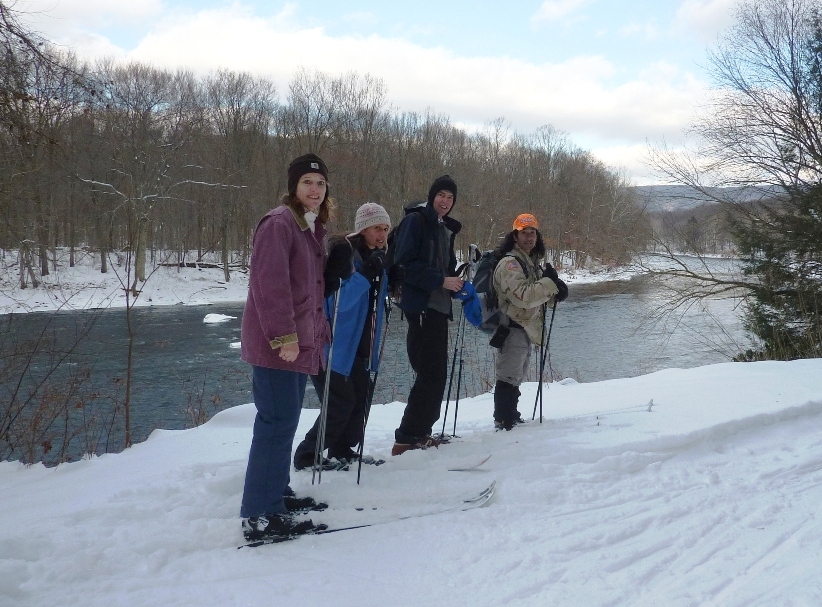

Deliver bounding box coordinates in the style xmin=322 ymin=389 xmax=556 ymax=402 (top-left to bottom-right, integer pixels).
xmin=447 ymin=454 xmax=492 ymax=472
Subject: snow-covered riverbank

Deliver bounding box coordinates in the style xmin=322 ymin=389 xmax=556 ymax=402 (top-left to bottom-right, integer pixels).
xmin=0 ymin=248 xmax=637 ymax=315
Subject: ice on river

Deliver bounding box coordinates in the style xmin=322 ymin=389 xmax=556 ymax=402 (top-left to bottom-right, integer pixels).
xmin=2 ymin=359 xmax=822 ymax=607
xmin=203 ymin=313 xmax=236 ymax=324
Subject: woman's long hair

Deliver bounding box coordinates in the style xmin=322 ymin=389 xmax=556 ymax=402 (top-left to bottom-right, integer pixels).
xmin=495 ymin=229 xmax=546 ymax=258
xmin=281 ymin=188 xmax=335 ymax=224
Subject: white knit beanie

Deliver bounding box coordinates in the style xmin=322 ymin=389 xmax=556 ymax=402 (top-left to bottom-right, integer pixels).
xmin=350 ymin=203 xmax=391 ymax=235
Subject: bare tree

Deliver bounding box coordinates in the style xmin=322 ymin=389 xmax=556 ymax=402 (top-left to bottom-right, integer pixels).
xmin=646 ymin=0 xmax=822 ymax=360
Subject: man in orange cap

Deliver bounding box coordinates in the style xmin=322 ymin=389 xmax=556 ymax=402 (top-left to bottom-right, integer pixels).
xmin=490 ymin=213 xmax=568 ymax=430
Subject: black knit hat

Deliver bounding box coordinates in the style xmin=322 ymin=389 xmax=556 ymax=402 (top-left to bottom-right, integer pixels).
xmin=427 ymin=174 xmax=457 ymax=205
xmin=287 ymin=153 xmax=329 ymax=196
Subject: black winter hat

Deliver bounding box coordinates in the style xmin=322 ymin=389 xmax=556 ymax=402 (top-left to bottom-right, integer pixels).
xmin=427 ymin=174 xmax=457 ymax=205
xmin=288 ymin=153 xmax=329 ymax=196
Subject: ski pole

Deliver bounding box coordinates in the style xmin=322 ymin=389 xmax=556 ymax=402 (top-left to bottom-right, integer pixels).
xmin=532 ymin=303 xmax=547 ymax=422
xmin=439 ymin=257 xmax=474 ymax=439
xmin=452 ymin=306 xmax=467 ymax=437
xmin=451 ymin=245 xmax=478 ymax=436
xmin=532 ymin=300 xmax=557 ymax=422
xmin=439 ymin=309 xmax=463 ymax=439
xmin=357 ymin=278 xmax=392 ymax=484
xmin=313 ymin=279 xmax=341 ymax=485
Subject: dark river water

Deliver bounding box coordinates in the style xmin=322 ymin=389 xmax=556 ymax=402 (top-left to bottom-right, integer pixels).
xmin=1 ymin=264 xmax=749 ymax=462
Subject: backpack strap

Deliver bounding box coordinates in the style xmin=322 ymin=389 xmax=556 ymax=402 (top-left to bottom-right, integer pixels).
xmin=497 ymin=253 xmax=529 ymax=279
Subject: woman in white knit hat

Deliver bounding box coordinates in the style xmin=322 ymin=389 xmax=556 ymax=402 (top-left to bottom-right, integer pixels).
xmin=293 ymin=203 xmax=392 ymax=469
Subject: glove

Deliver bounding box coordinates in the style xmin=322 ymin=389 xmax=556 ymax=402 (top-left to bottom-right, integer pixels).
xmin=387 ymin=264 xmax=405 ymax=290
xmin=452 ymin=281 xmax=477 ymax=302
xmin=543 ymin=263 xmax=568 ymax=303
xmin=324 ymin=242 xmax=354 ymax=297
xmin=542 ymin=262 xmax=559 ymax=282
xmin=554 ymin=278 xmax=569 ymax=303
xmin=451 ymin=283 xmax=482 ymax=327
xmin=462 ymin=293 xmax=483 ymax=328
xmin=359 ymin=249 xmax=386 ymax=283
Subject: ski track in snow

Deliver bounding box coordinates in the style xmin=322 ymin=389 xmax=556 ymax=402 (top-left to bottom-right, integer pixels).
xmin=2 ymin=360 xmax=822 ymax=606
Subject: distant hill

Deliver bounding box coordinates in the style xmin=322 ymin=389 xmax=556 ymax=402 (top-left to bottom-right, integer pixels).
xmin=629 ymin=185 xmax=784 ymax=213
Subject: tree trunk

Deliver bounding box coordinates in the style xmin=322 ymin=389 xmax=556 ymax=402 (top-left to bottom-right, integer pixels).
xmin=136 ymin=215 xmax=148 ymax=284
xmin=95 ymin=210 xmax=108 ymax=274
xmin=221 ymin=223 xmax=231 ymax=282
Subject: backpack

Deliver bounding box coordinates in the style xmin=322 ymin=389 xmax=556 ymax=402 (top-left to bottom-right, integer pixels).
xmin=384 ymin=209 xmax=425 ymax=302
xmin=471 ymin=250 xmax=528 ymax=334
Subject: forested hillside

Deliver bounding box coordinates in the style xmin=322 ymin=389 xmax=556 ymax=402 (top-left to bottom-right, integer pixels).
xmin=1 ymin=13 xmax=648 ymax=284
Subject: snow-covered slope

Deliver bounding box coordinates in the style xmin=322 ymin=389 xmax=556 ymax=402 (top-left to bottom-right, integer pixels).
xmin=2 ymin=360 xmax=822 ymax=607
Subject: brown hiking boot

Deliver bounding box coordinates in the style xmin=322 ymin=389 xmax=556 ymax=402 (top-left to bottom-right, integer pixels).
xmin=391 ymin=442 xmax=414 ymax=456
xmin=391 ymin=436 xmax=442 ymax=456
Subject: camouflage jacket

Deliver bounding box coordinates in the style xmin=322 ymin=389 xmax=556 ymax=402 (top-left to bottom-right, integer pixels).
xmin=493 ymin=245 xmax=558 ymax=345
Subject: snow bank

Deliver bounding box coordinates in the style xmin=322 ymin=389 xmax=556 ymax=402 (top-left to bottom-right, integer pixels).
xmin=2 ymin=359 xmax=822 ymax=606
xmin=0 ymin=249 xmax=250 ymax=314
xmin=0 ymin=248 xmax=610 ymax=315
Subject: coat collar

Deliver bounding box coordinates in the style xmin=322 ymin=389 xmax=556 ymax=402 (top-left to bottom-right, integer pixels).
xmin=511 ymin=244 xmax=541 ymax=268
xmin=286 ymin=204 xmax=310 ymax=231
xmin=405 ymin=201 xmax=462 ymax=235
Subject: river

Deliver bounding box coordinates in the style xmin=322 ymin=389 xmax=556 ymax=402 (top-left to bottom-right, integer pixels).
xmin=1 ymin=259 xmax=749 ymax=462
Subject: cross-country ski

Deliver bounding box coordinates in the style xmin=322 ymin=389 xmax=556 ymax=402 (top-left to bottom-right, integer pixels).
xmin=447 ymin=454 xmax=492 ymax=471
xmin=239 ymin=481 xmax=497 ymax=548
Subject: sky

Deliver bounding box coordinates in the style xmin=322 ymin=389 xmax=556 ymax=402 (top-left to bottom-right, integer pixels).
xmin=13 ymin=0 xmax=742 ymax=184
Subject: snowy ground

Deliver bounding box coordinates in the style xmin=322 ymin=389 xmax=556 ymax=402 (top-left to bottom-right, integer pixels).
xmin=2 ymin=359 xmax=821 ymax=607
xmin=0 ymin=248 xmax=250 ymax=314
xmin=0 ymin=247 xmax=632 ymax=314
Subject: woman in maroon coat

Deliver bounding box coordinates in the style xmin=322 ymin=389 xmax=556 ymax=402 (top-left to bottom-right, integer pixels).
xmin=239 ymin=153 xmax=341 ymax=541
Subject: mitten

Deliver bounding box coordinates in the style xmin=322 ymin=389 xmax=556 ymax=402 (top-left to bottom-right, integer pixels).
xmin=324 ymin=242 xmax=354 ymax=297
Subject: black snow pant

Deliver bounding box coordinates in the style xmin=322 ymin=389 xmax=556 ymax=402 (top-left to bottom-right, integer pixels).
xmin=395 ymin=309 xmax=449 ymax=443
xmin=294 ymin=356 xmax=371 ymax=465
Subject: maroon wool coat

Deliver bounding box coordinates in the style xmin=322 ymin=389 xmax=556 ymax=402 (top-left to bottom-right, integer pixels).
xmin=240 ymin=204 xmax=330 ymax=375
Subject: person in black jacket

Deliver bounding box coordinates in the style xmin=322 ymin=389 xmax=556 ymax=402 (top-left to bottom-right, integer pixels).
xmin=391 ymin=175 xmax=464 ymax=455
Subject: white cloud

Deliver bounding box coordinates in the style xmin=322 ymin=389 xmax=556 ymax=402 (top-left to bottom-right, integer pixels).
xmin=343 ymin=11 xmax=379 ymax=26
xmin=119 ymin=8 xmax=707 ymax=144
xmin=590 ymin=143 xmax=655 ymax=183
xmin=16 ymin=0 xmax=163 ymax=57
xmin=674 ymin=0 xmax=738 ymax=42
xmin=619 ymin=21 xmax=661 ymax=40
xmin=531 ymin=0 xmax=593 ymax=24
xmin=12 ymin=2 xmax=710 ymax=182
xmin=19 ymin=0 xmax=163 ymax=29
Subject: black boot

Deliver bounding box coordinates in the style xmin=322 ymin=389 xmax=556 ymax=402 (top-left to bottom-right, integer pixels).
xmin=511 ymin=385 xmax=525 ymax=424
xmin=493 ymin=381 xmax=519 ymax=430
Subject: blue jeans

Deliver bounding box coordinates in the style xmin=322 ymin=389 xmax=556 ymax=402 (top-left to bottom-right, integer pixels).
xmin=240 ymin=366 xmax=307 ymax=518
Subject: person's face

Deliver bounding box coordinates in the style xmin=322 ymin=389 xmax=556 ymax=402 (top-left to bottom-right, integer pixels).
xmin=432 ymin=190 xmax=454 ymax=218
xmin=295 ymin=173 xmax=327 ymax=212
xmin=361 ymin=223 xmax=390 ymax=249
xmin=515 ymin=227 xmax=538 ymax=253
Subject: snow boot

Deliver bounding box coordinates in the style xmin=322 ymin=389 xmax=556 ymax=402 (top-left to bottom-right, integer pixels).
xmin=328 ymin=447 xmax=360 ymax=462
xmin=284 ymin=495 xmax=328 ymax=513
xmin=294 ymin=452 xmax=349 ymax=472
xmin=493 ymin=381 xmax=521 ymax=430
xmin=242 ymin=514 xmax=320 ymax=541
xmin=391 ymin=435 xmax=442 ymax=456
